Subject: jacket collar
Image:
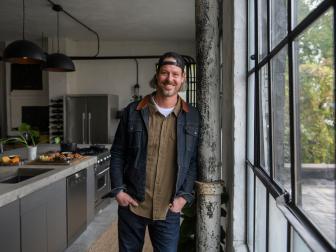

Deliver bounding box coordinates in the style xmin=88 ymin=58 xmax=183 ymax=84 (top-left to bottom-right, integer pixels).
xmin=136 ymin=93 xmax=189 ymax=112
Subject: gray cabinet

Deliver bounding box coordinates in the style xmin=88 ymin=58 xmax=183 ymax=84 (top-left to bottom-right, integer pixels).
xmin=21 ymin=179 xmax=67 ymax=252
xmin=65 ymin=94 xmax=119 ymax=144
xmin=0 ymin=200 xmax=20 ymax=252
xmin=87 ymin=164 xmax=95 ymax=223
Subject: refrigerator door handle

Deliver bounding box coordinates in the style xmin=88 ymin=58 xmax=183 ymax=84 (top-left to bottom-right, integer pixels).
xmin=82 ymin=113 xmax=86 ymax=144
xmin=88 ymin=112 xmax=92 ymax=144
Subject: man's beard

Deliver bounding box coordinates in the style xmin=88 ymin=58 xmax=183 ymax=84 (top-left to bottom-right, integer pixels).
xmin=159 ymin=81 xmax=181 ymax=97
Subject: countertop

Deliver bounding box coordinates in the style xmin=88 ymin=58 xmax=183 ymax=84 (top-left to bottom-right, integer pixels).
xmin=0 ymin=144 xmax=97 ymax=208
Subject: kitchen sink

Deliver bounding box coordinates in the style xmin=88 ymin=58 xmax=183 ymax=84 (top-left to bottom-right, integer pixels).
xmin=0 ymin=168 xmax=54 ymax=184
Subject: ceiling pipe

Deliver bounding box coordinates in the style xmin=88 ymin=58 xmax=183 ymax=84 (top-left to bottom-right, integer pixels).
xmin=46 ymin=0 xmax=100 ymax=57
xmin=70 ymin=55 xmax=196 ymax=63
xmin=0 ymin=55 xmax=196 ymax=63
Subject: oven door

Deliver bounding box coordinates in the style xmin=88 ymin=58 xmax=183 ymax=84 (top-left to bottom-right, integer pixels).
xmin=95 ymin=165 xmax=111 ymax=206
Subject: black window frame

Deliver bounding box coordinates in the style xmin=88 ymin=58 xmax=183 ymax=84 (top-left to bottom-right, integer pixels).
xmin=246 ymin=0 xmax=336 ymax=251
xmin=184 ymin=56 xmax=197 ymax=107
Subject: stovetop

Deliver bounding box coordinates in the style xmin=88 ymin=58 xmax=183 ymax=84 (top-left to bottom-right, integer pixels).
xmin=76 ymin=145 xmax=108 ymax=156
xmin=76 ymin=145 xmax=110 ymax=163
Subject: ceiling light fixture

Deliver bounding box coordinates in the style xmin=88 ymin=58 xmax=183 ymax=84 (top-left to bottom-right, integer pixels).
xmin=43 ymin=4 xmax=75 ymax=72
xmin=3 ymin=0 xmax=46 ymax=64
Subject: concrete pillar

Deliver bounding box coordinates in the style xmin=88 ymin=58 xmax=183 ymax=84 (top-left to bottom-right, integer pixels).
xmin=195 ymin=0 xmax=222 ymax=251
xmin=196 ymin=181 xmax=223 ymax=251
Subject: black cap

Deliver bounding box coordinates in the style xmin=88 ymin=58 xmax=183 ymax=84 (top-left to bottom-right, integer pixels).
xmin=157 ymin=52 xmax=185 ymax=72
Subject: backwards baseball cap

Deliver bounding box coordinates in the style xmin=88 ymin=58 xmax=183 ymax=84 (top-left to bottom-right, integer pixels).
xmin=157 ymin=52 xmax=186 ymax=72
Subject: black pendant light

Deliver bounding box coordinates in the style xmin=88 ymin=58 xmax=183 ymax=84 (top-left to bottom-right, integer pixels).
xmin=3 ymin=0 xmax=46 ymax=64
xmin=43 ymin=4 xmax=75 ymax=72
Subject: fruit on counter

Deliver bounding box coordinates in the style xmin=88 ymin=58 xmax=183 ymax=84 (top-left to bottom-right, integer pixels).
xmin=39 ymin=154 xmax=54 ymax=161
xmin=38 ymin=152 xmax=84 ymax=162
xmin=1 ymin=156 xmax=10 ymax=163
xmin=0 ymin=155 xmax=20 ymax=165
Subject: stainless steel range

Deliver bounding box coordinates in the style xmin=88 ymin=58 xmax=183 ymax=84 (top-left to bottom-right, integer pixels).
xmin=77 ymin=145 xmax=111 ymax=211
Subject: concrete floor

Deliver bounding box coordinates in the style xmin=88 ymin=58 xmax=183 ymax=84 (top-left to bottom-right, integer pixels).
xmin=65 ymin=199 xmax=119 ymax=252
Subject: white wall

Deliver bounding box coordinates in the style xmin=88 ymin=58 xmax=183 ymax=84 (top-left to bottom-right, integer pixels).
xmin=61 ymin=40 xmax=195 ymax=109
xmin=5 ymin=38 xmax=195 ymax=134
xmin=221 ymin=0 xmax=247 ymax=251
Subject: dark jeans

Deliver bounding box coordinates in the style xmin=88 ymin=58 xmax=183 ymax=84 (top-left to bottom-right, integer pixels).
xmin=118 ymin=205 xmax=181 ymax=252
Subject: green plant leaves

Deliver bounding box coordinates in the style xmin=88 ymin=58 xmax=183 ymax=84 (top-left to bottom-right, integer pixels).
xmin=0 ymin=123 xmax=40 ymax=147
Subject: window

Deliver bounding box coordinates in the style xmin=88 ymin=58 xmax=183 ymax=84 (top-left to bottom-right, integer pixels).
xmin=246 ymin=0 xmax=335 ymax=251
xmin=185 ymin=62 xmax=197 ymax=107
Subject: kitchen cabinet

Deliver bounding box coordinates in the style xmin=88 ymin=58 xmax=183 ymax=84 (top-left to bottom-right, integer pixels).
xmin=65 ymin=94 xmax=118 ymax=144
xmin=66 ymin=169 xmax=87 ymax=245
xmin=87 ymin=164 xmax=95 ymax=223
xmin=0 ymin=199 xmax=20 ymax=252
xmin=21 ymin=179 xmax=67 ymax=252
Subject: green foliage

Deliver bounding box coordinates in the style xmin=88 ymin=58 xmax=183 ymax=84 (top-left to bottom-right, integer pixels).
xmin=297 ymin=7 xmax=335 ymax=164
xmin=51 ymin=136 xmax=62 ymax=144
xmin=0 ymin=123 xmax=40 ymax=147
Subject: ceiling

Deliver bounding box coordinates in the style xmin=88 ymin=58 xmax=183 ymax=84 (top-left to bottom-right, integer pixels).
xmin=0 ymin=0 xmax=195 ymax=42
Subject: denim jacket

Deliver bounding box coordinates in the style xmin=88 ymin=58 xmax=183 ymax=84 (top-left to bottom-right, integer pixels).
xmin=110 ymin=94 xmax=200 ymax=204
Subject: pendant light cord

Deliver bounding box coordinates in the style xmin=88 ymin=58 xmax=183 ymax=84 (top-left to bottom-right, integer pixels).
xmin=47 ymin=0 xmax=100 ymax=57
xmin=22 ymin=0 xmax=25 ymax=40
xmin=134 ymin=59 xmax=139 ymax=84
xmin=57 ymin=11 xmax=60 ymax=53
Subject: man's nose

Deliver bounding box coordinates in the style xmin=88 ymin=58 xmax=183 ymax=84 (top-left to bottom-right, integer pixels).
xmin=167 ymin=73 xmax=174 ymax=81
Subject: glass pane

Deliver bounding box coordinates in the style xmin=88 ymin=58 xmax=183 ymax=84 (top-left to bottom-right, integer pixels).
xmin=258 ymin=0 xmax=268 ymax=60
xmin=271 ymin=46 xmax=291 ymax=192
xmin=292 ymin=229 xmax=312 ymax=252
xmin=270 ymin=0 xmax=287 ymax=49
xmin=255 ymin=178 xmax=267 ymax=252
xmin=294 ymin=9 xmax=335 ymax=245
xmin=292 ymin=0 xmax=324 ymax=28
xmin=269 ymin=197 xmax=287 ymax=252
xmin=248 ymin=0 xmax=255 ymax=70
xmin=260 ymin=66 xmax=271 ymax=172
xmin=247 ymin=74 xmax=255 ymax=163
xmin=247 ymin=166 xmax=255 ymax=251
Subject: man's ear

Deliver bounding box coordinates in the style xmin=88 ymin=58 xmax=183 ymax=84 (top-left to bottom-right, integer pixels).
xmin=149 ymin=74 xmax=157 ymax=89
xmin=182 ymin=72 xmax=186 ymax=82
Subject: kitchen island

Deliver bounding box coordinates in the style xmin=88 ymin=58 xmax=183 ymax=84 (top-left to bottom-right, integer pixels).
xmin=0 ymin=155 xmax=96 ymax=208
xmin=0 ymin=144 xmax=99 ymax=252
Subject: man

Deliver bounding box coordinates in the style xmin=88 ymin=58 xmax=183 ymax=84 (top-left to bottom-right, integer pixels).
xmin=110 ymin=52 xmax=200 ymax=252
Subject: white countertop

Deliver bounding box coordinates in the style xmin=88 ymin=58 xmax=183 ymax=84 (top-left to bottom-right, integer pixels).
xmin=0 ymin=144 xmax=98 ymax=208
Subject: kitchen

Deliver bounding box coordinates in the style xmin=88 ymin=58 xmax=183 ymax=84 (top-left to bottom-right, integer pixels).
xmin=0 ymin=0 xmax=196 ymax=251
xmin=2 ymin=0 xmax=332 ymax=252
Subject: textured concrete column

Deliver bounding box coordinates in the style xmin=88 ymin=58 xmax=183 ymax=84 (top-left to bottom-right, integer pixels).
xmin=195 ymin=0 xmax=222 ymax=251
xmin=196 ymin=181 xmax=223 ymax=251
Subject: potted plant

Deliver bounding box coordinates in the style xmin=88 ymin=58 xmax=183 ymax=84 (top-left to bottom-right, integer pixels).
xmin=0 ymin=123 xmax=40 ymax=160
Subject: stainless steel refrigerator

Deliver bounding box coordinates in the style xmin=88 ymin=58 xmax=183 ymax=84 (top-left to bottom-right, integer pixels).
xmin=65 ymin=94 xmax=118 ymax=144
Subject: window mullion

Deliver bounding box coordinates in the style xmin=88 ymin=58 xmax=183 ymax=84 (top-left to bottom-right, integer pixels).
xmin=287 ymin=0 xmax=297 ymax=206
xmin=254 ymin=0 xmax=260 ymax=169
xmin=334 ymin=4 xmax=336 ymax=143
xmin=266 ymin=0 xmax=273 ymax=181
xmin=287 ymin=220 xmax=291 ymax=252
